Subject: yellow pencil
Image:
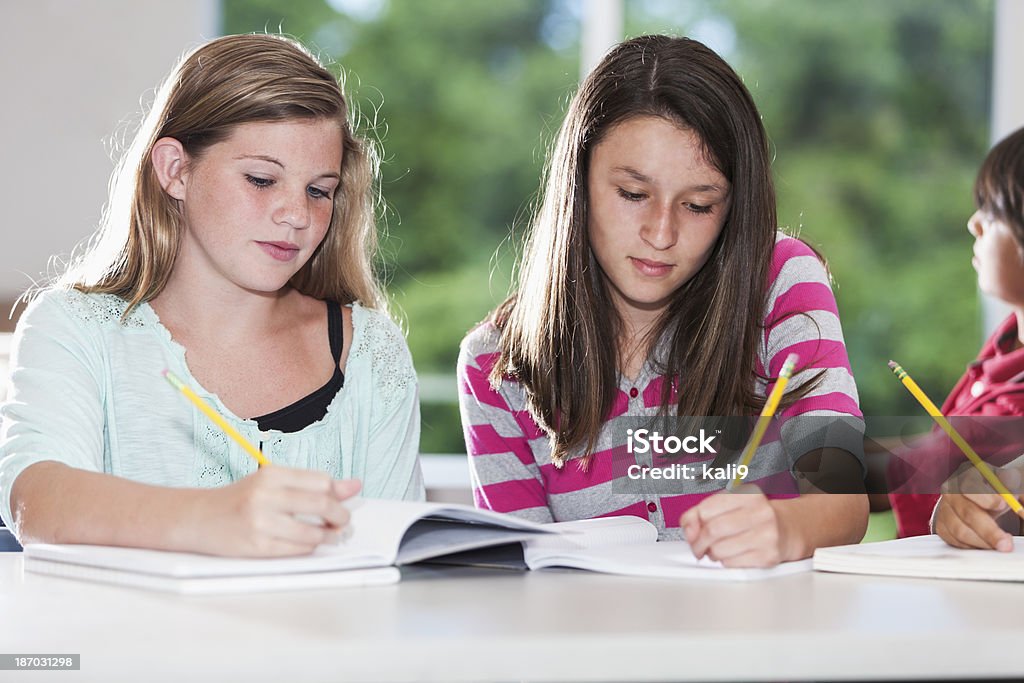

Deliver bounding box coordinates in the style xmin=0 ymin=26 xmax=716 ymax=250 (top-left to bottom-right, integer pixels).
xmin=163 ymin=369 xmax=270 ymax=467
xmin=888 ymin=360 xmax=1024 ymax=517
xmin=727 ymin=353 xmax=799 ymax=491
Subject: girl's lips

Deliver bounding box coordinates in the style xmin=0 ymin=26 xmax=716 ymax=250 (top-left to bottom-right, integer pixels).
xmin=630 ymin=256 xmax=674 ymax=277
xmin=256 ymin=241 xmax=300 ymax=262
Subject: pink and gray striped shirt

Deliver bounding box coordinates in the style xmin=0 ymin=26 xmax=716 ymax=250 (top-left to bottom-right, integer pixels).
xmin=457 ymin=234 xmax=863 ymax=539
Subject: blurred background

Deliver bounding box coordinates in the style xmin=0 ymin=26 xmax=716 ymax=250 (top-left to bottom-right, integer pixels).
xmin=1 ymin=0 xmax=1020 ymax=466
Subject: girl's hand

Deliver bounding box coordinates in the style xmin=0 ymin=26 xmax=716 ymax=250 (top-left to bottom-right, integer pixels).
xmin=191 ymin=467 xmax=361 ymax=557
xmin=680 ymin=485 xmax=796 ymax=568
xmin=933 ymin=463 xmax=1023 ymax=553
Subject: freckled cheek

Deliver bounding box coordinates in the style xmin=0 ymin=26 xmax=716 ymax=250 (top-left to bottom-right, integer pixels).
xmin=311 ymin=207 xmax=334 ymax=236
xmin=185 ymin=191 xmax=231 ymax=238
xmin=200 ymin=187 xmax=262 ymax=226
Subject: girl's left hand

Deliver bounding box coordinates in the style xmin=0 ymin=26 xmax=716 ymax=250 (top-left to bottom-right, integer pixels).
xmin=680 ymin=485 xmax=794 ymax=568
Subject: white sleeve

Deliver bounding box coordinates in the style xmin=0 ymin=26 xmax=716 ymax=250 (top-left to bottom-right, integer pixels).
xmin=0 ymin=292 xmax=107 ymax=526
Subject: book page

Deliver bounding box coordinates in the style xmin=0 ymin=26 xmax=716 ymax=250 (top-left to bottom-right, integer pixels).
xmin=395 ymin=520 xmax=550 ymax=564
xmin=814 ymin=535 xmax=1024 ymax=581
xmin=825 ymin=535 xmax=1024 ymax=559
xmin=527 ymin=540 xmax=812 ymax=580
xmin=524 ymin=516 xmax=659 ymax=561
xmin=337 ymin=498 xmax=552 ymax=562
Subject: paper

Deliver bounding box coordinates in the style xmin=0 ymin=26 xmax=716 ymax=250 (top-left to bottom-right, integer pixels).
xmin=813 ymin=535 xmax=1024 ymax=581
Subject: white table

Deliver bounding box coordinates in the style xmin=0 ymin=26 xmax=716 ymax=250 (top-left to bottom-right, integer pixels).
xmin=1 ymin=553 xmax=1022 ymax=683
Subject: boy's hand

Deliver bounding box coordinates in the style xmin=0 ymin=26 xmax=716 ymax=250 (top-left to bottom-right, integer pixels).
xmin=933 ymin=463 xmax=1022 ymax=553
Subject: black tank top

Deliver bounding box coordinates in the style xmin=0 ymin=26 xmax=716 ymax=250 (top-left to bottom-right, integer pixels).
xmin=253 ymin=301 xmax=345 ymax=433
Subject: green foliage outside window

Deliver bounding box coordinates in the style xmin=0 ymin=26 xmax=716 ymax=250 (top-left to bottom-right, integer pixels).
xmin=224 ymin=0 xmax=993 ymax=453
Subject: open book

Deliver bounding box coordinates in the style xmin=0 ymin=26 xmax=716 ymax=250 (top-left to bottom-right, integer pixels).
xmin=813 ymin=535 xmax=1024 ymax=581
xmin=430 ymin=515 xmax=811 ymax=580
xmin=23 ymin=498 xmax=552 ymax=594
xmin=23 ymin=500 xmax=809 ymax=594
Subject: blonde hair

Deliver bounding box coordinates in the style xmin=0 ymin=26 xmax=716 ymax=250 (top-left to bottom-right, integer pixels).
xmin=59 ymin=33 xmax=384 ymax=313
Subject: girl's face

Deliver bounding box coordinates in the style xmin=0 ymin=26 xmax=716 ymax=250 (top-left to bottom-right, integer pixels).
xmin=586 ymin=115 xmax=731 ymax=328
xmin=967 ymin=208 xmax=1024 ymax=306
xmin=174 ymin=119 xmax=343 ymax=295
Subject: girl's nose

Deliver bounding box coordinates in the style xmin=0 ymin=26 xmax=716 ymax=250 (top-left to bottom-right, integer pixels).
xmin=275 ymin=192 xmax=311 ymax=229
xmin=641 ymin=203 xmax=678 ymax=251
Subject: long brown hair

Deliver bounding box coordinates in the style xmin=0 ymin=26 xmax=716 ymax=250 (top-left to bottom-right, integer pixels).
xmin=493 ymin=35 xmax=813 ymax=466
xmin=56 ymin=34 xmax=384 ymax=313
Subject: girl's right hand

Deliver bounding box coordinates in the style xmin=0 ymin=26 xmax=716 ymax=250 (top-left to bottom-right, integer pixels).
xmin=933 ymin=463 xmax=1022 ymax=552
xmin=191 ymin=467 xmax=361 ymax=557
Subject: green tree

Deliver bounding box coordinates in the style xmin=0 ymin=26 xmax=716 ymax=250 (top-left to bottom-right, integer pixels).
xmin=224 ymin=0 xmax=996 ymax=449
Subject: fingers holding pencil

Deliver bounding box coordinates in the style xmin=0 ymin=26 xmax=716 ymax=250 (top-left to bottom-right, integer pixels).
xmin=192 ymin=467 xmax=362 ymax=557
xmin=888 ymin=360 xmax=1024 ymax=522
xmin=681 ymin=353 xmax=800 ymax=567
xmin=934 ymin=464 xmax=1023 ymax=552
xmin=161 ymin=368 xmax=364 ymax=556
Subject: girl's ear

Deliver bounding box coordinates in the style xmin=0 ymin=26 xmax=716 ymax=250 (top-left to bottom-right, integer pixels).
xmin=151 ymin=137 xmax=189 ymax=201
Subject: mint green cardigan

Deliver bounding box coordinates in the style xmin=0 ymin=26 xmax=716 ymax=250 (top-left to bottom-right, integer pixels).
xmin=0 ymin=290 xmax=424 ymax=528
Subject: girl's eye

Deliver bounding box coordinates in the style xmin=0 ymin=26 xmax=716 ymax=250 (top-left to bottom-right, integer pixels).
xmin=245 ymin=174 xmax=274 ymax=189
xmin=307 ymin=186 xmax=333 ymax=200
xmin=685 ymin=203 xmax=713 ymax=215
xmin=616 ymin=188 xmax=646 ymax=202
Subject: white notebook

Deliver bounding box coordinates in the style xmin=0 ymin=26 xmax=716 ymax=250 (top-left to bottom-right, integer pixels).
xmin=22 ymin=498 xmax=552 ymax=594
xmin=25 ymin=560 xmax=400 ymax=595
xmin=813 ymin=535 xmax=1024 ymax=581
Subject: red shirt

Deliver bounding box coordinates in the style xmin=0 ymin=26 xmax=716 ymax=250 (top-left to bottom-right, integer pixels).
xmin=889 ymin=314 xmax=1024 ymax=537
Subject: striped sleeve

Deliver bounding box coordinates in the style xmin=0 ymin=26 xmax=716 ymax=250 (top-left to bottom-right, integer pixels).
xmin=456 ymin=324 xmax=554 ymax=523
xmin=761 ymin=236 xmax=865 ymax=471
